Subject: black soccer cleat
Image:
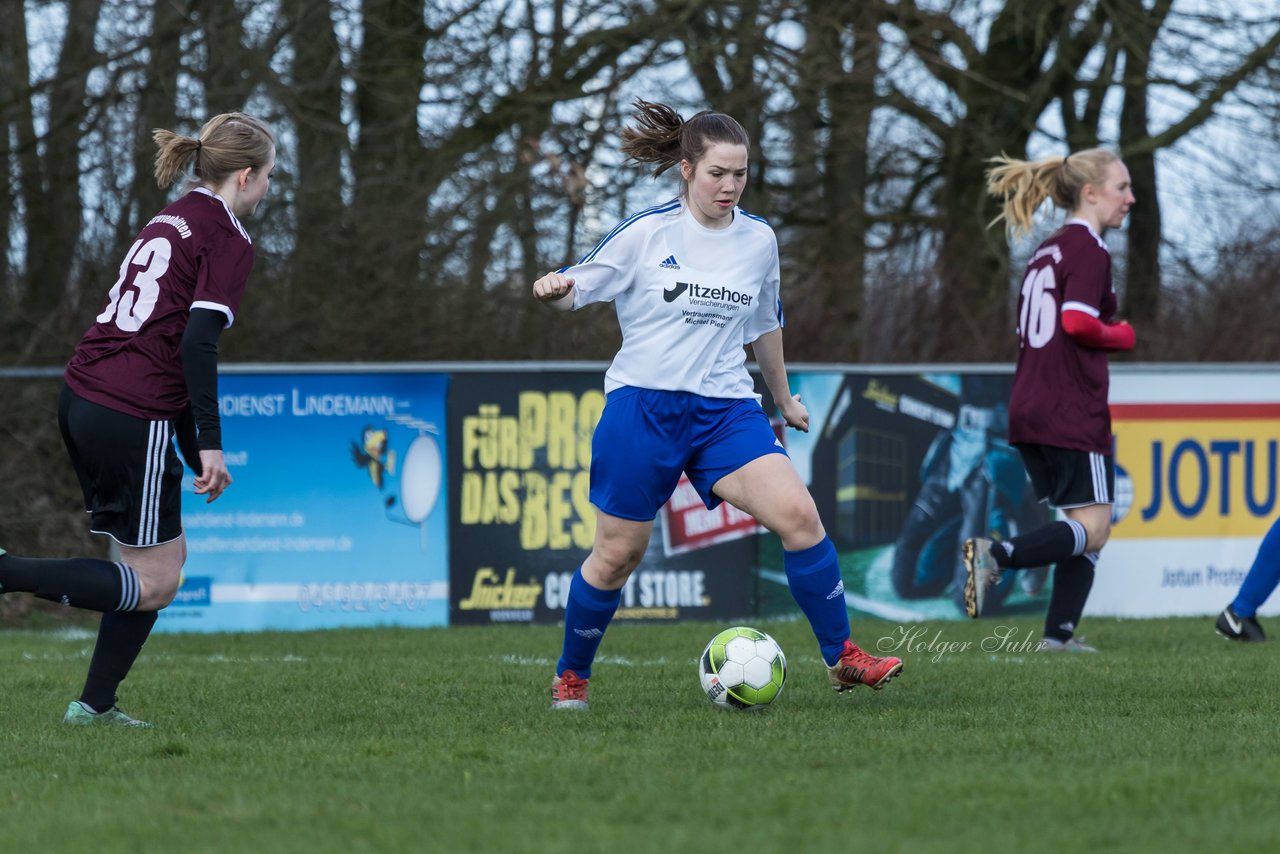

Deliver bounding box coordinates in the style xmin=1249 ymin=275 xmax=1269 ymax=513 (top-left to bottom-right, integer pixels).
xmin=1215 ymin=605 xmax=1266 ymax=642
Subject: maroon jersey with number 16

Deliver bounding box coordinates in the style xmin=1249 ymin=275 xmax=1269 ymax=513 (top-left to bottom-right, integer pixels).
xmin=1007 ymin=220 xmax=1117 ymax=455
xmin=64 ymin=188 xmax=254 ymax=421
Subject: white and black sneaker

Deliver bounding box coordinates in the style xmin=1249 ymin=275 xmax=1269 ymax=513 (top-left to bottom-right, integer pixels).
xmin=1038 ymin=636 xmax=1098 ymax=653
xmin=1215 ymin=605 xmax=1265 ymax=642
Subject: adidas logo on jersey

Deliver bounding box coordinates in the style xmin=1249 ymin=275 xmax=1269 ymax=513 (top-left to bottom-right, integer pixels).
xmin=658 ymin=255 xmax=681 ymax=269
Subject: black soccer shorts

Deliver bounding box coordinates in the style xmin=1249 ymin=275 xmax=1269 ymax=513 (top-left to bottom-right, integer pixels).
xmin=58 ymin=384 xmax=184 ymax=547
xmin=1014 ymin=442 xmax=1114 ymax=510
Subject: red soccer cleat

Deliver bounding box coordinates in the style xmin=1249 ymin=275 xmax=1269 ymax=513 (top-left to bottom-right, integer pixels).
xmin=827 ymin=640 xmax=903 ymax=692
xmin=550 ymin=669 xmax=590 ymax=710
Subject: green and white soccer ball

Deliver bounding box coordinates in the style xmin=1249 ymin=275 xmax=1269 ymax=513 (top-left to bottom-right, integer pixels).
xmin=699 ymin=626 xmax=787 ymax=710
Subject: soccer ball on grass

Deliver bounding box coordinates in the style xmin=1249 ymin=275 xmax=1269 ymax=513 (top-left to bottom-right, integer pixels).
xmin=698 ymin=626 xmax=786 ymax=710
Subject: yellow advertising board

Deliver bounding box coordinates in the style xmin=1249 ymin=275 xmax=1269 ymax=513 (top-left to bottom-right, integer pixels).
xmin=1111 ymin=402 xmax=1280 ymax=539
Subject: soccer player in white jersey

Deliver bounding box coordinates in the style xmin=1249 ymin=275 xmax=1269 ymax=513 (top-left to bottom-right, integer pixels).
xmin=533 ymin=99 xmax=903 ymax=710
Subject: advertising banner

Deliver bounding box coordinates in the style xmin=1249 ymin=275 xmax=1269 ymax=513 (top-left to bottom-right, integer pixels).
xmin=758 ymin=369 xmax=1051 ymax=623
xmin=447 ymin=372 xmax=755 ymax=625
xmin=160 ymin=371 xmax=450 ymax=632
xmin=1090 ymin=370 xmax=1280 ymax=617
xmin=146 ymin=362 xmax=1279 ymax=633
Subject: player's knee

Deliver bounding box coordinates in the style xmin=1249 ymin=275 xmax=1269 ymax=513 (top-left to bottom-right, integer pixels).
xmin=599 ymin=541 xmax=645 ymax=575
xmin=1084 ymin=519 xmax=1112 ymax=553
xmin=136 ymin=567 xmax=183 ymax=610
xmin=585 ymin=538 xmax=645 ymax=586
xmin=772 ymin=497 xmax=825 ymax=548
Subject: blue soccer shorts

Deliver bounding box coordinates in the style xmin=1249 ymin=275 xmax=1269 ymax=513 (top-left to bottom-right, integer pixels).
xmin=589 ymin=386 xmax=788 ymax=521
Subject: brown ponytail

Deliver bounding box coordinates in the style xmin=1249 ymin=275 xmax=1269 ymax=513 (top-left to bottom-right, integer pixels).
xmin=620 ymin=98 xmax=749 ymax=178
xmin=153 ymin=111 xmax=275 ymax=190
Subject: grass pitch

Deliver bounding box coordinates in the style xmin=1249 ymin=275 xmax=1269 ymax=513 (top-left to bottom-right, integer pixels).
xmin=3 ymin=615 xmax=1279 ymax=853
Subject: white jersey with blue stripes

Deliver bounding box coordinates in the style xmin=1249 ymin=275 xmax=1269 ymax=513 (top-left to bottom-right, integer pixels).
xmin=563 ymin=198 xmax=783 ymax=399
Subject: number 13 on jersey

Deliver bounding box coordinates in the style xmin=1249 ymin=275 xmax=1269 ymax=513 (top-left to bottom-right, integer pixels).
xmin=97 ymin=237 xmax=173 ymax=332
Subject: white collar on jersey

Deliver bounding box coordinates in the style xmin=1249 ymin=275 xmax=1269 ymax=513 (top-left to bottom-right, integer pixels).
xmin=192 ymin=186 xmax=253 ymax=243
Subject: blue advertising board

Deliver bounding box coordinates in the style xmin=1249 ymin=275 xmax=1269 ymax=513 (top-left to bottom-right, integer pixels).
xmin=158 ymin=371 xmax=450 ymax=632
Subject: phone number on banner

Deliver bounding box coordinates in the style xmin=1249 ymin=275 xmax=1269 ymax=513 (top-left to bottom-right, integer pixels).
xmin=295 ymin=581 xmax=448 ymax=613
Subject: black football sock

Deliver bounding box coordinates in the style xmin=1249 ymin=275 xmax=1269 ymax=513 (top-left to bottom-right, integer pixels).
xmin=1043 ymin=553 xmax=1097 ymax=641
xmin=79 ymin=610 xmax=160 ymax=713
xmin=990 ymin=520 xmax=1087 ymax=569
xmin=0 ymin=553 xmax=141 ymax=612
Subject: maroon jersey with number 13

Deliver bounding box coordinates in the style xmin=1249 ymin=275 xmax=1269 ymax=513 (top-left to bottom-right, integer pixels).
xmin=1007 ymin=220 xmax=1117 ymax=455
xmin=64 ymin=188 xmax=254 ymax=421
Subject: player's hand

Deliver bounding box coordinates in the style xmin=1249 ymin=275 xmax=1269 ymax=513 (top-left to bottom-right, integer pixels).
xmin=779 ymin=393 xmax=809 ymax=433
xmin=194 ymin=449 xmax=232 ymax=503
xmin=533 ymin=271 xmax=575 ymax=302
xmin=1109 ymin=319 xmax=1137 ymax=351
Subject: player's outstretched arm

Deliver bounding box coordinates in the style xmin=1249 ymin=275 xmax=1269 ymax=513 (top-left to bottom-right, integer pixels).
xmin=532 ymin=270 xmax=576 ymax=311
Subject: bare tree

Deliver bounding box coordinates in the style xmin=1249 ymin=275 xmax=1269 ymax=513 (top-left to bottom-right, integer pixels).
xmin=193 ymin=0 xmax=262 ymax=109
xmin=0 ymin=0 xmax=21 ymax=289
xmin=776 ymin=0 xmax=883 ymax=362
xmin=868 ymin=0 xmax=1280 ymax=361
xmin=879 ymin=1 xmax=1109 ymax=360
xmin=113 ymin=0 xmax=190 ymax=263
xmin=1114 ymin=3 xmax=1280 ymax=331
xmin=2 ymin=0 xmax=1279 ymax=369
xmin=19 ymin=0 xmax=104 ymax=323
xmin=276 ymin=0 xmax=349 ymax=359
xmin=1112 ymin=0 xmax=1172 ymax=336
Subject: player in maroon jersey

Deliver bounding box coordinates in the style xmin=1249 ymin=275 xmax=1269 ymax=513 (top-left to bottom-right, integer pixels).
xmin=0 ymin=112 xmax=275 ymax=725
xmin=961 ymin=148 xmax=1136 ymax=651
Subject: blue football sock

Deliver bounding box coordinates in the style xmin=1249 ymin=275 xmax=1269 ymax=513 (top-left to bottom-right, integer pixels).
xmin=1232 ymin=516 xmax=1280 ymax=618
xmin=556 ymin=567 xmax=622 ymax=679
xmin=784 ymin=537 xmax=850 ymax=666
